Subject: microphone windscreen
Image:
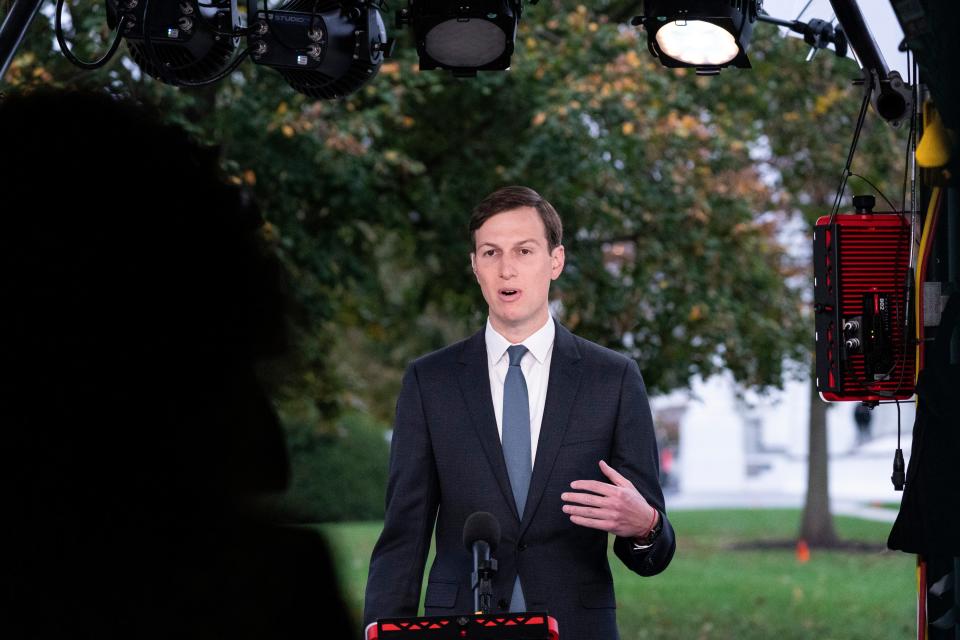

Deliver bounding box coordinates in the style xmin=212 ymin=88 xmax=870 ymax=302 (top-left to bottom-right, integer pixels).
xmin=462 ymin=511 xmax=501 ymax=552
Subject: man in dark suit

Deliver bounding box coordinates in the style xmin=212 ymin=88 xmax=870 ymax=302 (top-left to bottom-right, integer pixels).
xmin=364 ymin=186 xmax=675 ymax=640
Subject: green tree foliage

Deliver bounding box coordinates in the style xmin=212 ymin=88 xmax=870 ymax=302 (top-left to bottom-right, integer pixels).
xmin=5 ymin=1 xmax=905 ymax=521
xmin=282 ymin=411 xmax=390 ymax=522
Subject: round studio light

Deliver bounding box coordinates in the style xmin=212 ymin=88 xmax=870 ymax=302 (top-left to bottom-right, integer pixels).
xmin=425 ymin=19 xmax=506 ymax=68
xmin=633 ymin=0 xmax=757 ymax=72
xmin=655 ymin=20 xmax=739 ymax=66
xmin=397 ymin=0 xmax=521 ymax=75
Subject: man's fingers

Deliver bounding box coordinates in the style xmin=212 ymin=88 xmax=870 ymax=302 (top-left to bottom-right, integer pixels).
xmin=598 ymin=460 xmax=631 ymax=487
xmin=569 ymin=514 xmax=616 ymax=532
xmin=569 ymin=479 xmax=617 ymax=496
xmin=562 ymin=504 xmax=615 ymax=520
xmin=561 ymin=491 xmax=607 ymax=507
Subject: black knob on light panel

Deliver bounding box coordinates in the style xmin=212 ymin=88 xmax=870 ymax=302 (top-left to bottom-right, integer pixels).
xmin=853 ymin=194 xmax=875 ymax=213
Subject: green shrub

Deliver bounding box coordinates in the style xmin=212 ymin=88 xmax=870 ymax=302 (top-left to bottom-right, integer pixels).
xmin=282 ymin=411 xmax=390 ymax=523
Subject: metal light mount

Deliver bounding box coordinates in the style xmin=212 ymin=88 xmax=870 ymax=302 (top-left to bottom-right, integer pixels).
xmin=763 ymin=0 xmax=912 ymax=128
xmin=866 ymin=68 xmax=913 ymax=129
xmin=396 ymin=0 xmax=528 ymax=77
xmin=106 ymin=0 xmax=240 ymax=84
xmin=632 ymin=0 xmax=759 ymax=75
xmin=755 ymin=12 xmax=848 ymax=60
xmin=827 ymin=0 xmax=913 ymax=128
xmin=799 ymin=18 xmax=846 ymax=56
xmin=248 ymin=0 xmax=391 ymax=99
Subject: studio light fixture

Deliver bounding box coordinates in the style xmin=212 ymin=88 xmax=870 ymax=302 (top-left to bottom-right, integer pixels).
xmin=396 ymin=0 xmax=528 ymax=77
xmin=249 ymin=0 xmax=391 ymax=99
xmin=632 ymin=0 xmax=757 ymax=75
xmin=106 ymin=0 xmax=242 ymax=84
xmin=54 ymin=0 xmax=391 ymax=98
xmin=632 ymin=0 xmax=909 ymax=127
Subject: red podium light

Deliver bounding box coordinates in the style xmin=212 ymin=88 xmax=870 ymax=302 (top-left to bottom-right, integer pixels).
xmin=366 ymin=613 xmax=559 ymax=640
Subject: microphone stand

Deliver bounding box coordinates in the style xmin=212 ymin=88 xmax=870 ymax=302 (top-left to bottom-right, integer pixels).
xmin=471 ymin=540 xmax=498 ymax=614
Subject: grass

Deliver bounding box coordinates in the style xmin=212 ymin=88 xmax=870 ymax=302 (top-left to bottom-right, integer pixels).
xmin=320 ymin=509 xmax=916 ymax=640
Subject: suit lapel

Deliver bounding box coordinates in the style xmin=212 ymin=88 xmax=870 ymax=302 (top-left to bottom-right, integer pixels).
xmin=457 ymin=329 xmax=518 ymax=519
xmin=520 ymin=321 xmax=582 ymax=536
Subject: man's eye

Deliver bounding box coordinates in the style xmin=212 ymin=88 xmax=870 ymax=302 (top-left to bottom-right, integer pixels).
xmin=519 ymin=248 xmax=532 ymax=255
xmin=484 ymin=250 xmax=496 ymax=257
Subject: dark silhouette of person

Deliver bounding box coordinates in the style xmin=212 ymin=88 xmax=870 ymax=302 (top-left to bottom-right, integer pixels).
xmin=0 ymin=89 xmax=353 ymax=639
xmin=853 ymin=404 xmax=873 ymax=445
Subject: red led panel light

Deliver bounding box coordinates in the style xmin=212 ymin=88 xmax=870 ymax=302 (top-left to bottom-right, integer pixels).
xmin=368 ymin=613 xmax=558 ymax=640
xmin=813 ymin=211 xmax=915 ymax=402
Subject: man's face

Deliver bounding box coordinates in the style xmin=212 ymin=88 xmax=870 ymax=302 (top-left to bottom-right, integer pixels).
xmin=471 ymin=206 xmax=565 ymax=340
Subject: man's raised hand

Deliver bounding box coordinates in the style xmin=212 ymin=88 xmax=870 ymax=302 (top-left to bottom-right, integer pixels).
xmin=561 ymin=460 xmax=658 ymax=539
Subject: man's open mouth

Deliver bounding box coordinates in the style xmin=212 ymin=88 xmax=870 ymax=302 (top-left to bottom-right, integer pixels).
xmin=499 ymin=288 xmax=520 ymax=298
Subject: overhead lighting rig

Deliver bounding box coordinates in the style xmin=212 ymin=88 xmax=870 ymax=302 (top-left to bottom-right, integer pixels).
xmin=395 ymin=0 xmax=533 ymax=77
xmin=51 ymin=0 xmax=539 ymax=88
xmin=52 ymin=0 xmax=393 ymax=98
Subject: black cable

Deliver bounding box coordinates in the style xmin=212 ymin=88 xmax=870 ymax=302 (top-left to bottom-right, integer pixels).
xmin=888 ymin=51 xmax=918 ymax=493
xmin=847 ymin=172 xmax=900 ymax=213
xmin=55 ymin=0 xmax=126 ymax=70
xmin=891 ymin=398 xmax=905 ymax=490
xmin=896 ymin=399 xmax=901 ymax=449
xmin=888 ymin=50 xmax=921 ymax=400
xmin=795 ymin=0 xmax=814 ymax=21
xmin=827 ymin=80 xmax=874 ymax=226
xmin=901 ymin=49 xmax=915 ymax=217
xmin=881 ymin=53 xmax=923 ymax=429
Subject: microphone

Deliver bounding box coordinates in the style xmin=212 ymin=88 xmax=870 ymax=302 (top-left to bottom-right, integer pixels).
xmin=462 ymin=511 xmax=500 ymax=614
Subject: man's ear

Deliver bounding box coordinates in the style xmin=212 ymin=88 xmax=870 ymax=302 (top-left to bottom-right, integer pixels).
xmin=470 ymin=252 xmax=478 ymax=278
xmin=550 ymin=245 xmax=565 ymax=280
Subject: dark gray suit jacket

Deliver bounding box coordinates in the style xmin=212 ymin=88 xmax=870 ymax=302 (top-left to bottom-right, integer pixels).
xmin=364 ymin=321 xmax=675 ymax=640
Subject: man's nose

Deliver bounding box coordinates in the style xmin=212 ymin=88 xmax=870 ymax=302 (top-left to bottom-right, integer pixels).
xmin=499 ymin=255 xmax=518 ymax=278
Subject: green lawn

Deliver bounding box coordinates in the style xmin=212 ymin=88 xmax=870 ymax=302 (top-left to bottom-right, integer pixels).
xmin=320 ymin=509 xmax=916 ymax=639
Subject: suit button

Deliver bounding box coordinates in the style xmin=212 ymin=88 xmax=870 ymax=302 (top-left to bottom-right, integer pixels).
xmin=498 ymin=599 xmax=509 ymax=610
xmin=518 ymin=543 xmax=527 ymax=551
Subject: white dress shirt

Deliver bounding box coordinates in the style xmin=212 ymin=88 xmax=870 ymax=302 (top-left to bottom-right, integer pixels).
xmin=485 ymin=316 xmax=555 ymax=467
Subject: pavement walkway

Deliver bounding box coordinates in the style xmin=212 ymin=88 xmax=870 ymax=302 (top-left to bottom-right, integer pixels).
xmin=666 ymin=491 xmax=899 ymax=523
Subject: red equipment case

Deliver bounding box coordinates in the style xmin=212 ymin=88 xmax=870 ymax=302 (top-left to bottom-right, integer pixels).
xmin=813 ymin=210 xmax=915 ymax=402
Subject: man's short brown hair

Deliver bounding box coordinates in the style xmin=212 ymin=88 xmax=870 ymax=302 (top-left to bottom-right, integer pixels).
xmin=469 ymin=186 xmax=563 ymax=252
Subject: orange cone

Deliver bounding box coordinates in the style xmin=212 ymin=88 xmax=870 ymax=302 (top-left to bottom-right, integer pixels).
xmin=796 ymin=539 xmax=811 ymax=563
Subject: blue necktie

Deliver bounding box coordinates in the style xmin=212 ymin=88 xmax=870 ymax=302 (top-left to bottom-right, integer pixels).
xmin=503 ymin=344 xmax=531 ymax=517
xmin=502 ymin=344 xmax=530 ymax=611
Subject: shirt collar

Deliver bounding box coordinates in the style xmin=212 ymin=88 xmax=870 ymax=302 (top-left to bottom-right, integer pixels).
xmin=485 ymin=316 xmax=556 ymax=367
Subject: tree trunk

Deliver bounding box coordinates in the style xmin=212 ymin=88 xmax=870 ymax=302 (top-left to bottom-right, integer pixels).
xmin=800 ymin=361 xmax=839 ymax=546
